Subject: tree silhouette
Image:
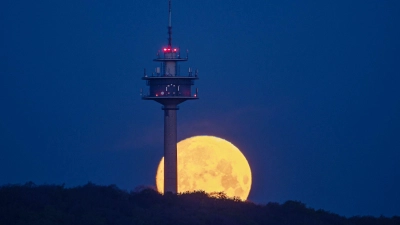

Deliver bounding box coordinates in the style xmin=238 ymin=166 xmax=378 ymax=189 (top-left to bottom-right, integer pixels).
xmin=0 ymin=183 xmax=399 ymax=225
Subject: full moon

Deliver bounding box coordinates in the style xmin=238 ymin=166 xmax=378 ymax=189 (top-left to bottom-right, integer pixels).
xmin=156 ymin=136 xmax=252 ymax=200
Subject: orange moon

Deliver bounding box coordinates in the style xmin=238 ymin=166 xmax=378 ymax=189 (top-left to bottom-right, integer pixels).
xmin=155 ymin=136 xmax=252 ymax=200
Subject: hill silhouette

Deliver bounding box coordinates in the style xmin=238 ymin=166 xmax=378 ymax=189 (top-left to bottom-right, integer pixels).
xmin=0 ymin=182 xmax=398 ymax=225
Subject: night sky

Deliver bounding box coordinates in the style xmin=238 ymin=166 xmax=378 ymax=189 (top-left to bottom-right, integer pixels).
xmin=1 ymin=0 xmax=400 ymax=217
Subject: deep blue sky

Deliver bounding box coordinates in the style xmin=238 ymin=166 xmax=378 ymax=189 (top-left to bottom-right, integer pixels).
xmin=1 ymin=0 xmax=399 ymax=217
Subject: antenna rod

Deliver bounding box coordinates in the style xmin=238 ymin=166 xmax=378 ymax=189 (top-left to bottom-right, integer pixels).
xmin=168 ymin=0 xmax=172 ymax=47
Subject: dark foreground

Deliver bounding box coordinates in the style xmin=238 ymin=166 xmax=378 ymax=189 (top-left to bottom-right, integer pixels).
xmin=0 ymin=183 xmax=398 ymax=225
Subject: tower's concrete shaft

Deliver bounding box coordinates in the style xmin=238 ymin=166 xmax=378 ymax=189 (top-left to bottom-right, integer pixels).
xmin=163 ymin=104 xmax=178 ymax=193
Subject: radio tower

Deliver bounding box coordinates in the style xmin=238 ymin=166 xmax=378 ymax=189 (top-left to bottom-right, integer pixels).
xmin=141 ymin=0 xmax=198 ymax=194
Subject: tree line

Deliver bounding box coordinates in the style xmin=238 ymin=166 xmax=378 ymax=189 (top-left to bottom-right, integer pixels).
xmin=0 ymin=182 xmax=398 ymax=225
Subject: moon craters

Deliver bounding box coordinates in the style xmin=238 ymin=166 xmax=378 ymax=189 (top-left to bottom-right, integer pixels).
xmin=217 ymin=159 xmax=240 ymax=190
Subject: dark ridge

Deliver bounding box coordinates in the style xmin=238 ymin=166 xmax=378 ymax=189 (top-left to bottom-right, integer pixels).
xmin=0 ymin=182 xmax=399 ymax=225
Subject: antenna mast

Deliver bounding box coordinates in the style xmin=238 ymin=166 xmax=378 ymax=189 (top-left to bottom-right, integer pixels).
xmin=168 ymin=0 xmax=172 ymax=47
xmin=141 ymin=0 xmax=199 ymax=194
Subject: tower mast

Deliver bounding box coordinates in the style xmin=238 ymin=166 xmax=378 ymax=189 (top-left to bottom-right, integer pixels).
xmin=168 ymin=0 xmax=172 ymax=47
xmin=142 ymin=0 xmax=198 ymax=194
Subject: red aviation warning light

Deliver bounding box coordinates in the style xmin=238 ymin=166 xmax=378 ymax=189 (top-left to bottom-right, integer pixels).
xmin=163 ymin=48 xmax=178 ymax=53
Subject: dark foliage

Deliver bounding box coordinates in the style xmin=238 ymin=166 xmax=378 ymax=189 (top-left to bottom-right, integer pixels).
xmin=0 ymin=183 xmax=398 ymax=225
